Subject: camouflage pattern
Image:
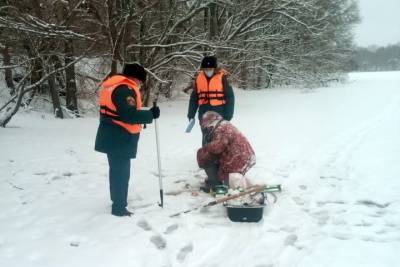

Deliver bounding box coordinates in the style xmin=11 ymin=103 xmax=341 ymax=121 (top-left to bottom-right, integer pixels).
xmin=197 ymin=111 xmax=256 ymax=182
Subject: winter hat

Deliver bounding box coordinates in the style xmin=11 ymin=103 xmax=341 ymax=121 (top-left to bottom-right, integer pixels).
xmin=123 ymin=63 xmax=147 ymax=83
xmin=201 ymin=56 xmax=217 ymax=68
xmin=200 ymin=111 xmax=223 ymax=129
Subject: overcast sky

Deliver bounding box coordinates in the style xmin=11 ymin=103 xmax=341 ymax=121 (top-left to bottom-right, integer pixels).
xmin=354 ymin=0 xmax=400 ymax=47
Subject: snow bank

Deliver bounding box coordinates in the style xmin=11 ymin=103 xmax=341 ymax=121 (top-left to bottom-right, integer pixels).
xmin=1 ymin=71 xmax=399 ymax=267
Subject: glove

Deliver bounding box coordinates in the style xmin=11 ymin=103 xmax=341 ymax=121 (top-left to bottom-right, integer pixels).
xmin=224 ymin=112 xmax=233 ymax=121
xmin=150 ymin=106 xmax=160 ymax=119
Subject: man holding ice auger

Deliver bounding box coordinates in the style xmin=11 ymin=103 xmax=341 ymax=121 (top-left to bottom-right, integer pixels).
xmin=95 ymin=63 xmax=160 ymax=217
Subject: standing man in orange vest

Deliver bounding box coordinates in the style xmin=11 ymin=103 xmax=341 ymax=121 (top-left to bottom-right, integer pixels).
xmin=187 ymin=55 xmax=235 ymax=145
xmin=187 ymin=56 xmax=235 ymax=191
xmin=95 ymin=63 xmax=160 ymax=217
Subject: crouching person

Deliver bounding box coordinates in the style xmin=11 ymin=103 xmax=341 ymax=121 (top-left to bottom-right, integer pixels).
xmin=197 ymin=111 xmax=256 ymax=192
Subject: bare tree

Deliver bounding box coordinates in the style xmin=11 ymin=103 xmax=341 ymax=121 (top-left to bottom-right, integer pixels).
xmin=0 ymin=0 xmax=360 ymax=127
xmin=0 ymin=41 xmax=15 ymax=93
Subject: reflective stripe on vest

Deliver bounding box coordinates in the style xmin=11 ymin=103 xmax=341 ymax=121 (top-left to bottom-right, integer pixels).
xmin=196 ymin=71 xmax=226 ymax=106
xmin=98 ymin=75 xmax=143 ymax=134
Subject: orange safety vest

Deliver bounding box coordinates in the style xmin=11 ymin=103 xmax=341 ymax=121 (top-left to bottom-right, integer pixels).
xmin=98 ymin=75 xmax=143 ymax=134
xmin=196 ymin=70 xmax=226 ymax=106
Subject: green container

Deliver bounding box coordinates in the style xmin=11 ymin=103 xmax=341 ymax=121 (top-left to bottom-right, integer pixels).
xmin=263 ymin=184 xmax=282 ymax=193
xmin=211 ymin=185 xmax=228 ymax=197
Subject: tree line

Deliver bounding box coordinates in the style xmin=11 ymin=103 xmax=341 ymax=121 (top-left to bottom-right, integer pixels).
xmin=0 ymin=0 xmax=360 ymax=126
xmin=350 ymin=43 xmax=400 ymax=72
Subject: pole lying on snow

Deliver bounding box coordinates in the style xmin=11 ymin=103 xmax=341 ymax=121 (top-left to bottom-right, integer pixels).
xmin=170 ymin=184 xmax=268 ymax=217
xmin=153 ymin=102 xmax=163 ymax=208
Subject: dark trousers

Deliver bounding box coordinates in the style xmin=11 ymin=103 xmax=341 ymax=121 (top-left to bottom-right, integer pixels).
xmin=201 ymin=127 xmax=207 ymax=146
xmin=204 ymin=164 xmax=220 ymax=185
xmin=107 ymin=154 xmax=131 ymax=212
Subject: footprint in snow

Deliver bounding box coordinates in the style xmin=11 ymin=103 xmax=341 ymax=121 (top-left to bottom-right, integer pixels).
xmin=279 ymin=226 xmax=297 ymax=233
xmin=310 ymin=210 xmax=330 ymax=225
xmin=164 ymin=223 xmax=179 ymax=234
xmin=177 ymin=243 xmax=193 ymax=262
xmin=174 ymin=179 xmax=187 ymax=184
xmin=52 ymin=174 xmax=67 ymax=181
xmin=150 ymin=235 xmax=167 ymax=250
xmin=354 ymin=221 xmax=373 ymax=227
xmin=136 ymin=219 xmax=167 ymax=250
xmin=384 ymin=222 xmax=397 ymax=228
xmin=137 ymin=219 xmax=152 ymax=231
xmin=316 ymin=201 xmax=347 ymax=209
xmin=65 ymin=149 xmax=76 ymax=155
xmin=356 ymin=200 xmax=390 ymax=209
xmin=34 ymin=172 xmax=48 ymax=176
xmin=369 ymin=210 xmax=386 ymax=217
xmin=331 ymin=219 xmax=347 ymax=226
xmin=318 ymin=216 xmax=329 ymax=226
xmin=298 ymin=185 xmax=307 ymax=190
xmin=375 ymin=229 xmax=386 ymax=235
xmin=292 ymin=196 xmax=306 ymax=206
xmin=320 ymin=175 xmax=344 ymax=181
xmin=70 ymin=242 xmax=80 ymax=247
xmin=62 ymin=172 xmax=74 ymax=177
xmin=361 ymin=236 xmax=378 ymax=242
xmin=333 ymin=233 xmax=352 ymax=240
xmin=51 ymin=172 xmax=74 ymax=181
xmin=284 ymin=234 xmax=298 ymax=246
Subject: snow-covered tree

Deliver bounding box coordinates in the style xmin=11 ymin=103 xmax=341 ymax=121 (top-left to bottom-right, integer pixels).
xmin=1 ymin=0 xmax=360 ymax=126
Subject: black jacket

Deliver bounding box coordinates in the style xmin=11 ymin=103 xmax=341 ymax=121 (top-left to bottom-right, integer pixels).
xmin=187 ymin=73 xmax=234 ymax=121
xmin=95 ymin=85 xmax=153 ymax=158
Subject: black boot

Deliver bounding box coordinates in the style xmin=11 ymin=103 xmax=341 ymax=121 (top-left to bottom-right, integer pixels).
xmin=112 ymin=207 xmax=133 ymax=217
xmin=204 ymin=164 xmax=220 ymax=185
xmin=200 ymin=164 xmax=222 ymax=193
xmin=200 ymin=180 xmax=213 ymax=193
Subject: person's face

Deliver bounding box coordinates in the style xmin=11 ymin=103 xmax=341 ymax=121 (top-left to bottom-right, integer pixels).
xmin=203 ymin=68 xmax=215 ymax=78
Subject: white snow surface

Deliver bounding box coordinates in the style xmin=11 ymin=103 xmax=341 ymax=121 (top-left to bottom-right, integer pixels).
xmin=1 ymin=71 xmax=400 ymax=267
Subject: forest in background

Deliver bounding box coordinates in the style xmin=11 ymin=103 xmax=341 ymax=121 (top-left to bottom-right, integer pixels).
xmin=0 ymin=0 xmax=360 ymax=126
xmin=351 ymin=43 xmax=400 ymax=72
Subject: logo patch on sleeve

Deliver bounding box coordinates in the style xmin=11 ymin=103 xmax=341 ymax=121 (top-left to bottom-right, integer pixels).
xmin=126 ymin=96 xmax=136 ymax=106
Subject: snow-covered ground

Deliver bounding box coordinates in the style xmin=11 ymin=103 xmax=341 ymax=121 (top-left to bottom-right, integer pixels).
xmin=1 ymin=71 xmax=400 ymax=267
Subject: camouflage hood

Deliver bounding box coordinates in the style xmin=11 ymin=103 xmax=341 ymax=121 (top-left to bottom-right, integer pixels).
xmin=200 ymin=111 xmax=224 ymax=130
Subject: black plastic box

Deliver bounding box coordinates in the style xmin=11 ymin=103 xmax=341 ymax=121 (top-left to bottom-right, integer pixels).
xmin=225 ymin=204 xmax=265 ymax=222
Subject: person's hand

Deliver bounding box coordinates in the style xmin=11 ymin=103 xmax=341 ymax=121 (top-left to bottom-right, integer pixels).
xmin=150 ymin=106 xmax=160 ymax=119
xmin=224 ymin=113 xmax=233 ymax=121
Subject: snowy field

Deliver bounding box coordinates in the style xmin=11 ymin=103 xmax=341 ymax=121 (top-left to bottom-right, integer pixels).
xmin=1 ymin=71 xmax=400 ymax=267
